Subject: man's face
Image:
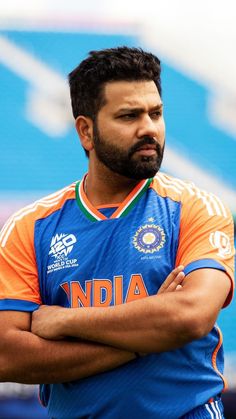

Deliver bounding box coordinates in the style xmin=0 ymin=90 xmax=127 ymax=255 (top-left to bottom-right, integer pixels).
xmin=92 ymin=80 xmax=165 ymax=180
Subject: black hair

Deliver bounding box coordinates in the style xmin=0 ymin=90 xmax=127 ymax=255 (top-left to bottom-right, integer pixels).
xmin=68 ymin=46 xmax=162 ymax=121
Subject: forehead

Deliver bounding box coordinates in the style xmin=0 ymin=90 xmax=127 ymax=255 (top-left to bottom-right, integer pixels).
xmin=102 ymin=80 xmax=161 ymax=111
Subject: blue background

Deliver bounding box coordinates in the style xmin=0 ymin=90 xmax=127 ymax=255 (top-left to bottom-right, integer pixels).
xmin=0 ymin=30 xmax=235 ymax=418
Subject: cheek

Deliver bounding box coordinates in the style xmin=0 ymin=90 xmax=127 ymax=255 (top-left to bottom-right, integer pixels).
xmin=105 ymin=126 xmax=134 ymax=145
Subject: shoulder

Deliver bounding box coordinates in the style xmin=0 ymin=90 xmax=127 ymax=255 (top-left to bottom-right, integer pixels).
xmin=150 ymin=172 xmax=194 ymax=202
xmin=0 ymin=182 xmax=77 ymax=248
xmin=151 ymin=172 xmax=229 ymax=218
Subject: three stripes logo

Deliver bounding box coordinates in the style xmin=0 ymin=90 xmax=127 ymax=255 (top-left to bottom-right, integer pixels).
xmin=156 ymin=173 xmax=228 ymax=217
xmin=0 ymin=183 xmax=76 ymax=248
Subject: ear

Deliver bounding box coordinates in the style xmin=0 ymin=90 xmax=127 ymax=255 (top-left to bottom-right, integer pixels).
xmin=75 ymin=116 xmax=94 ymax=153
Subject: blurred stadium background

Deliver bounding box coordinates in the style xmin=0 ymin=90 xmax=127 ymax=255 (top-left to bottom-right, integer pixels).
xmin=0 ymin=0 xmax=235 ymax=417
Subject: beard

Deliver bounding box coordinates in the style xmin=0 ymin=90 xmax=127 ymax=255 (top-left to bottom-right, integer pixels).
xmin=93 ymin=124 xmax=165 ymax=180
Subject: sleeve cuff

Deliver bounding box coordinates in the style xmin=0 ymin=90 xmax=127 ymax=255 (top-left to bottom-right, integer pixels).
xmin=184 ymin=259 xmax=226 ymax=276
xmin=0 ymin=299 xmax=40 ymax=312
xmin=184 ymin=258 xmax=233 ymax=307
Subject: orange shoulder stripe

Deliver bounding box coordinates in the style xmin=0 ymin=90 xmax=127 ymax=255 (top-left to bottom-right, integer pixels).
xmin=151 ymin=173 xmax=229 ymax=218
xmin=150 ymin=172 xmax=186 ymax=202
xmin=0 ymin=183 xmax=76 ymax=248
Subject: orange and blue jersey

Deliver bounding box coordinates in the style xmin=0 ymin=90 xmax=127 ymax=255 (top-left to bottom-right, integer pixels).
xmin=0 ymin=172 xmax=234 ymax=418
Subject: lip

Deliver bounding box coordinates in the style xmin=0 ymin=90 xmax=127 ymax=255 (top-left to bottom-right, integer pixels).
xmin=134 ymin=144 xmax=157 ymax=156
xmin=135 ymin=148 xmax=157 ymax=156
xmin=137 ymin=144 xmax=157 ymax=151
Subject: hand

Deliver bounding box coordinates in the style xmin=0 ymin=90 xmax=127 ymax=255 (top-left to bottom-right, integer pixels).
xmin=157 ymin=265 xmax=185 ymax=295
xmin=134 ymin=266 xmax=185 ymax=357
xmin=31 ymin=305 xmax=68 ymax=340
xmin=32 ymin=266 xmax=185 ymax=341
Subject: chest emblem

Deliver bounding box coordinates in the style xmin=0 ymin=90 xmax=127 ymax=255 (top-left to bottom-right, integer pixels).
xmin=49 ymin=233 xmax=77 ymax=259
xmin=47 ymin=233 xmax=78 ymax=274
xmin=133 ymin=224 xmax=166 ymax=254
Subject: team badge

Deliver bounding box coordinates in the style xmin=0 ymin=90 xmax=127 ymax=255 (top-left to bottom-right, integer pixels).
xmin=133 ymin=224 xmax=166 ymax=254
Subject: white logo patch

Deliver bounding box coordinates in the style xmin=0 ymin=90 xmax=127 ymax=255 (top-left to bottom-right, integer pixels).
xmin=49 ymin=233 xmax=76 ymax=260
xmin=209 ymin=231 xmax=232 ymax=259
xmin=47 ymin=233 xmax=78 ymax=274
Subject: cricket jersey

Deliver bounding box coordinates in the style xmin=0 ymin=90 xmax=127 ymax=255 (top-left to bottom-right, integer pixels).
xmin=0 ymin=172 xmax=234 ymax=418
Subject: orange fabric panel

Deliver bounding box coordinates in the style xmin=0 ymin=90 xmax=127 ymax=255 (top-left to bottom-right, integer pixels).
xmin=151 ymin=173 xmax=184 ymax=202
xmin=152 ymin=173 xmax=235 ymax=305
xmin=0 ymin=183 xmax=76 ymax=304
xmin=0 ymin=215 xmax=41 ymax=304
xmin=176 ymin=185 xmax=234 ymax=272
xmin=175 ymin=186 xmax=235 ymax=304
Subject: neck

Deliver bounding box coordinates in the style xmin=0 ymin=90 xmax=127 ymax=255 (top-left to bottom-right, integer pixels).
xmin=85 ymin=162 xmax=141 ymax=206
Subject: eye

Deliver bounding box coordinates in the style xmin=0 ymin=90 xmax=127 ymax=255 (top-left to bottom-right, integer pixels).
xmin=150 ymin=110 xmax=162 ymax=119
xmin=119 ymin=113 xmax=137 ymax=120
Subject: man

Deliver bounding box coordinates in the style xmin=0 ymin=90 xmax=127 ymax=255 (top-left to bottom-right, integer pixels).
xmin=0 ymin=47 xmax=234 ymax=418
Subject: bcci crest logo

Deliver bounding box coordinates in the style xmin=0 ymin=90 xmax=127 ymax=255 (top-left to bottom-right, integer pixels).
xmin=133 ymin=224 xmax=166 ymax=254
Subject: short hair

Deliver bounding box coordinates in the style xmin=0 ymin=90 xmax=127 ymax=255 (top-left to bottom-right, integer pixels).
xmin=68 ymin=46 xmax=162 ymax=121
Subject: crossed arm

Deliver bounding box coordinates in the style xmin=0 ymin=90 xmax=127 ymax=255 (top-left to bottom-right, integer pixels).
xmin=0 ymin=266 xmax=184 ymax=384
xmin=32 ymin=268 xmax=231 ymax=353
xmin=0 ymin=267 xmax=231 ymax=384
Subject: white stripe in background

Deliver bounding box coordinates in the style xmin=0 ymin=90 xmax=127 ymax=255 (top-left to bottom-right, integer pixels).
xmin=0 ymin=35 xmax=68 ymax=103
xmin=0 ymin=35 xmax=73 ymax=137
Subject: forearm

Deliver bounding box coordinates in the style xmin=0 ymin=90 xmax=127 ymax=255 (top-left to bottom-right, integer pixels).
xmin=32 ymin=269 xmax=229 ymax=354
xmin=32 ymin=266 xmax=188 ymax=353
xmin=54 ymin=292 xmax=194 ymax=353
xmin=60 ymin=270 xmax=227 ymax=353
xmin=0 ymin=329 xmax=135 ymax=384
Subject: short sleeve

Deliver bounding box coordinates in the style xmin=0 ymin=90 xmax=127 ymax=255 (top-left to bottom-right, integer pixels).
xmin=0 ymin=212 xmax=42 ymax=311
xmin=176 ymin=186 xmax=235 ymax=307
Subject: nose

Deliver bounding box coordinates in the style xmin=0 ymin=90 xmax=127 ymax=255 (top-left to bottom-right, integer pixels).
xmin=136 ymin=114 xmax=159 ymax=139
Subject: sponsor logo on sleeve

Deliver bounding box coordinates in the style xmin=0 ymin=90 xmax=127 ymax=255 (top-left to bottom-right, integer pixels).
xmin=209 ymin=231 xmax=232 ymax=258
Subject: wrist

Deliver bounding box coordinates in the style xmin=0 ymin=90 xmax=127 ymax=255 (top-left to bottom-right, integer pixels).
xmin=53 ymin=307 xmax=72 ymax=337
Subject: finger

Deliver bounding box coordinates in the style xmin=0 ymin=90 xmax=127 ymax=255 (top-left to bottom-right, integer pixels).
xmin=159 ymin=266 xmax=183 ymax=290
xmin=165 ymin=272 xmax=185 ymax=292
xmin=158 ymin=265 xmax=184 ymax=293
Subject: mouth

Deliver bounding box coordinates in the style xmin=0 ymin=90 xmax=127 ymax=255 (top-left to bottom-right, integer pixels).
xmin=134 ymin=144 xmax=157 ymax=157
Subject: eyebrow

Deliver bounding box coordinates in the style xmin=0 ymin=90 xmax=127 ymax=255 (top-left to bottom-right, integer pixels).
xmin=116 ymin=104 xmax=163 ymax=114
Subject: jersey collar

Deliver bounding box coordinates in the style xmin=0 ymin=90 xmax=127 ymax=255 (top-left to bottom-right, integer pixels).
xmin=75 ymin=175 xmax=152 ymax=222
